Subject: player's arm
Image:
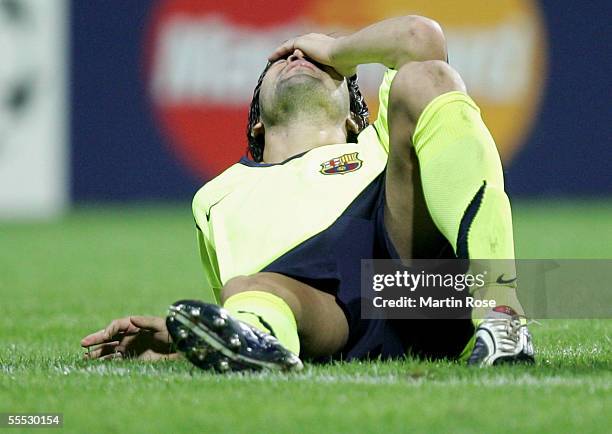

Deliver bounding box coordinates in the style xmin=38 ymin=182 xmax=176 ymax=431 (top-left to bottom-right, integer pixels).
xmin=332 ymin=15 xmax=446 ymax=73
xmin=268 ymin=15 xmax=447 ymax=76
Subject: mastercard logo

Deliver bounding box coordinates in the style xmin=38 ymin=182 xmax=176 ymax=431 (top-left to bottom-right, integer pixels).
xmin=145 ymin=0 xmax=547 ymax=178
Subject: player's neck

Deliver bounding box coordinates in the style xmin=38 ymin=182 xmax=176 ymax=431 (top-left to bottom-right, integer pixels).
xmin=262 ymin=123 xmax=347 ymax=163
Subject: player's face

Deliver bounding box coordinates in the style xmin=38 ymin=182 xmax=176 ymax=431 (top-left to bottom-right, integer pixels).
xmin=258 ymin=49 xmax=350 ymax=123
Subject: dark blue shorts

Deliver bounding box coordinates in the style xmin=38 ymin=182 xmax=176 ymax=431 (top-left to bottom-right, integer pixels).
xmin=263 ymin=171 xmax=473 ymax=361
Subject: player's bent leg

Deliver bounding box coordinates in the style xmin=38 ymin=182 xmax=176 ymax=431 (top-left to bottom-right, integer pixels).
xmin=221 ymin=276 xmax=301 ymax=356
xmin=384 ymin=60 xmax=465 ymax=259
xmin=166 ymin=273 xmax=349 ymax=372
xmin=221 ymin=273 xmax=349 ymax=359
xmin=385 ymin=60 xmax=534 ymax=365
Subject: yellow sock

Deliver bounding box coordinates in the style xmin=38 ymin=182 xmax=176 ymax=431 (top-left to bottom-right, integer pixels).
xmin=223 ymin=291 xmax=300 ymax=355
xmin=412 ymin=91 xmax=523 ymax=325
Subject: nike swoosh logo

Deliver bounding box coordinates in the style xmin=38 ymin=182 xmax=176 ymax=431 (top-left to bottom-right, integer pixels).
xmin=496 ymin=274 xmax=517 ymax=285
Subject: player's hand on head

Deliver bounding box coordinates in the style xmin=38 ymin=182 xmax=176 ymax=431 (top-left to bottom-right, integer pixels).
xmin=268 ymin=33 xmax=332 ymax=63
xmin=81 ymin=315 xmax=178 ymax=361
xmin=268 ymin=33 xmax=356 ymax=77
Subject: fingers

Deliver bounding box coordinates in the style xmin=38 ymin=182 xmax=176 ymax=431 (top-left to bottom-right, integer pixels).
xmin=82 ymin=341 xmax=120 ymax=360
xmin=129 ymin=316 xmax=165 ymax=331
xmin=80 ymin=329 xmax=107 ymax=347
xmin=83 ymin=340 xmax=181 ymax=362
xmin=103 ymin=317 xmax=140 ymax=340
xmin=268 ymin=38 xmax=295 ymax=62
xmin=83 ymin=345 xmax=180 ymax=362
xmin=137 ymin=350 xmax=181 ymax=361
xmin=99 ymin=352 xmax=123 ymax=361
xmin=80 ymin=317 xmax=140 ymax=347
xmin=268 ymin=41 xmax=307 ymax=62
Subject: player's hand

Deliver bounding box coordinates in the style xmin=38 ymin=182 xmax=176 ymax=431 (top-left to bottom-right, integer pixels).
xmin=268 ymin=33 xmax=356 ymax=77
xmin=81 ymin=316 xmax=178 ymax=361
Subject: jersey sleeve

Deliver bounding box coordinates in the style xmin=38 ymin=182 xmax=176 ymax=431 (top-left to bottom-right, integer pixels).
xmin=371 ymin=68 xmax=397 ymax=154
xmin=193 ymin=192 xmax=223 ymax=304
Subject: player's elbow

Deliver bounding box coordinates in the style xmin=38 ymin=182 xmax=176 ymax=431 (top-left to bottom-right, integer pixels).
xmin=396 ymin=15 xmax=447 ymax=65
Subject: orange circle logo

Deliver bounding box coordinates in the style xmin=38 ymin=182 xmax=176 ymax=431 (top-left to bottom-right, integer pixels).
xmin=145 ymin=0 xmax=547 ymax=177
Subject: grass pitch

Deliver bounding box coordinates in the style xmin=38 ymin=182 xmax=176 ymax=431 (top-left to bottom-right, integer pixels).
xmin=1 ymin=201 xmax=611 ymax=433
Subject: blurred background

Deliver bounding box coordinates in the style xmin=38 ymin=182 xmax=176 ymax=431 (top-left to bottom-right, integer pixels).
xmin=0 ymin=0 xmax=610 ymax=237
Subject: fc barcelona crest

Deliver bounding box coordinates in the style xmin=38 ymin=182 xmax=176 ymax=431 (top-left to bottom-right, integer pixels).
xmin=319 ymin=152 xmax=363 ymax=175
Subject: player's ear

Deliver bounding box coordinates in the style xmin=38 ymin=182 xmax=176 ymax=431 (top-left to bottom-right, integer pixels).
xmin=345 ymin=115 xmax=359 ymax=135
xmin=251 ymin=121 xmax=265 ymax=139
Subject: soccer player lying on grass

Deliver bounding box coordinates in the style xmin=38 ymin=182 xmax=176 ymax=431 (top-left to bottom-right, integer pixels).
xmin=81 ymin=15 xmax=534 ymax=370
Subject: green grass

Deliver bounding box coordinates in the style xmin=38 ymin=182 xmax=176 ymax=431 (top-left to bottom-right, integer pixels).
xmin=1 ymin=201 xmax=611 ymax=433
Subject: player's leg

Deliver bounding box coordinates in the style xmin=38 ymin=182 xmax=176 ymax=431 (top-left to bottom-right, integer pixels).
xmin=166 ymin=272 xmax=349 ymax=371
xmin=386 ymin=60 xmax=520 ymax=313
xmin=383 ymin=63 xmax=462 ymax=260
xmin=220 ymin=272 xmax=349 ymax=359
xmin=384 ymin=60 xmax=533 ymax=365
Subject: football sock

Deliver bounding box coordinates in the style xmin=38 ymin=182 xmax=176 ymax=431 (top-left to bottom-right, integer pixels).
xmin=223 ymin=290 xmax=300 ymax=356
xmin=412 ymin=91 xmax=523 ymax=325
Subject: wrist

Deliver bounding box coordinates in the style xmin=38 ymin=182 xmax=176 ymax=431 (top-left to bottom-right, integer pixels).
xmin=330 ymin=36 xmax=357 ymax=77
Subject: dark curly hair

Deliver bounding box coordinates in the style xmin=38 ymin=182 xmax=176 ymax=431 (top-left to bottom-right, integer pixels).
xmin=246 ymin=61 xmax=370 ymax=162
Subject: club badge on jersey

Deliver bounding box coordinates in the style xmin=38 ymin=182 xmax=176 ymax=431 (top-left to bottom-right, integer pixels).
xmin=319 ymin=152 xmax=363 ymax=175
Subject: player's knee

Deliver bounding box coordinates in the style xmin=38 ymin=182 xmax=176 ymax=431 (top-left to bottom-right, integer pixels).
xmin=220 ymin=274 xmax=295 ymax=306
xmin=390 ymin=60 xmax=466 ymax=123
xmin=220 ymin=275 xmax=252 ymax=303
xmin=221 ymin=273 xmax=305 ymax=323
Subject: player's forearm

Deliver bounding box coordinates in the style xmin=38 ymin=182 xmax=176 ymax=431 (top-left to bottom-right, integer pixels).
xmin=331 ymin=16 xmax=447 ymax=71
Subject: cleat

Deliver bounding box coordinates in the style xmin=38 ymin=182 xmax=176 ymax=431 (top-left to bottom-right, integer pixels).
xmin=212 ymin=317 xmax=227 ymax=329
xmin=166 ymin=299 xmax=303 ymax=373
xmin=192 ymin=347 xmax=208 ymax=361
xmin=190 ymin=307 xmax=201 ymax=317
xmin=218 ymin=359 xmax=230 ymax=371
xmin=229 ymin=335 xmax=241 ymax=349
xmin=468 ymin=306 xmax=535 ymax=366
xmin=287 ymin=355 xmax=301 ymax=366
